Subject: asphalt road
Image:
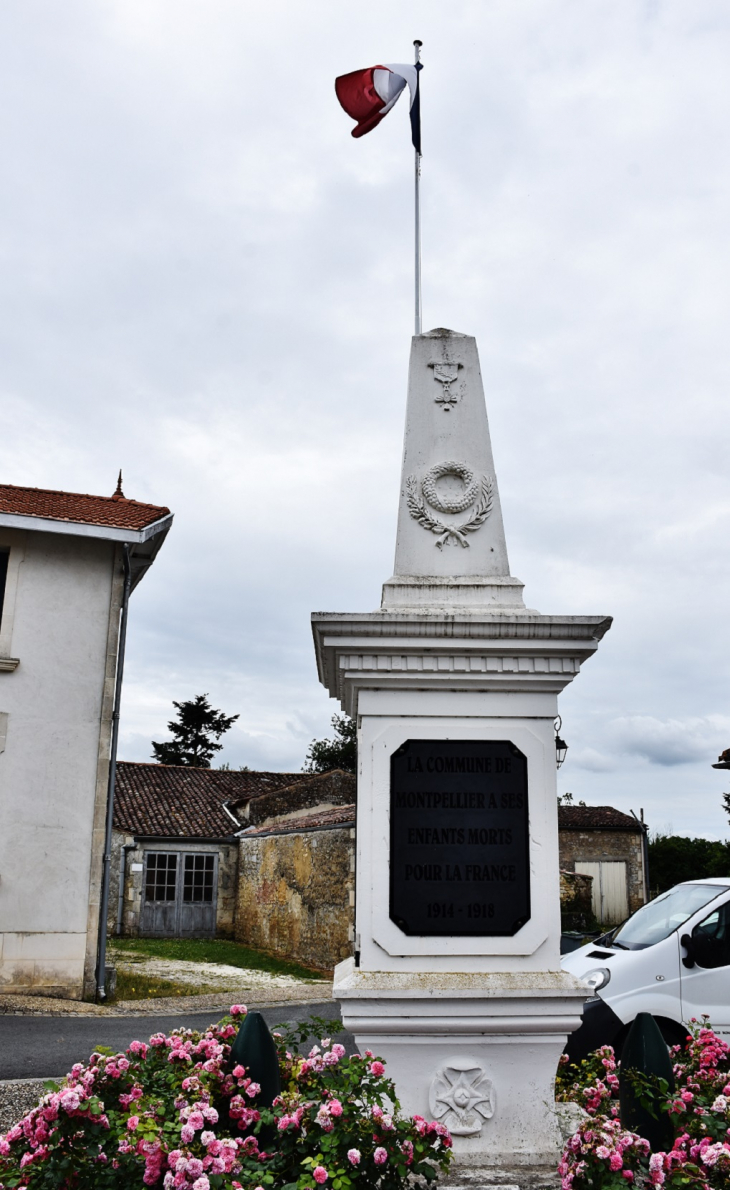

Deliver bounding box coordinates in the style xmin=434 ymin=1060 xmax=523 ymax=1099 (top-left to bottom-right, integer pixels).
xmin=0 ymin=1002 xmax=350 ymax=1081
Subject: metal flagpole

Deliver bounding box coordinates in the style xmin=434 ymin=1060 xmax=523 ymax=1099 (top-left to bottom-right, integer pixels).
xmin=414 ymin=39 xmax=422 ymax=335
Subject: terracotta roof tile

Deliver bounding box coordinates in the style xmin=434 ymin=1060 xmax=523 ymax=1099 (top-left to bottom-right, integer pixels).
xmin=237 ymin=770 xmax=356 ymax=827
xmin=0 ymin=484 xmax=170 ymax=531
xmin=558 ymin=805 xmax=643 ymax=832
xmin=242 ymin=804 xmax=357 ymax=837
xmin=113 ymin=763 xmax=303 ymax=838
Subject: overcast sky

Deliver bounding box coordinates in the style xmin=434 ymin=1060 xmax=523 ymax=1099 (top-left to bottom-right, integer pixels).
xmin=4 ymin=1 xmax=730 ymax=839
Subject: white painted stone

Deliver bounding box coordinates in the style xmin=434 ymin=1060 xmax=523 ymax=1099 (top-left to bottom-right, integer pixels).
xmin=311 ymin=329 xmax=611 ymax=1163
xmin=0 ymin=520 xmax=169 ymax=998
xmin=383 ymin=328 xmax=528 ymax=611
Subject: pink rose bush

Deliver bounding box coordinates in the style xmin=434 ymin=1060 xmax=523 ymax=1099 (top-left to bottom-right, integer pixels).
xmin=556 ymin=1023 xmax=730 ymax=1188
xmin=0 ymin=1009 xmax=452 ymax=1190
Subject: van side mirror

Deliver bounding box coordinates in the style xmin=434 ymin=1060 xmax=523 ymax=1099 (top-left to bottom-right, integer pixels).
xmin=681 ymin=934 xmax=695 ymax=969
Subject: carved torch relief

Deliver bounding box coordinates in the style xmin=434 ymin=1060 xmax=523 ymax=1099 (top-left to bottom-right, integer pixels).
xmin=406 ymin=461 xmax=493 ymax=549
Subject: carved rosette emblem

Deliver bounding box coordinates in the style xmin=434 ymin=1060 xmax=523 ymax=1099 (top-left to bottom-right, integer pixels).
xmin=429 ymin=1061 xmax=495 ymax=1136
xmin=406 ymin=461 xmax=493 ymax=549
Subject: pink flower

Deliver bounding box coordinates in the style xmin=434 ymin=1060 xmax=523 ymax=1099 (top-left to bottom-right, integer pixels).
xmin=370 ymin=1060 xmax=385 ymax=1077
xmin=127 ymin=1116 xmax=140 ymax=1131
xmin=328 ymin=1098 xmax=343 ymax=1117
xmin=347 ymin=1149 xmax=361 ymax=1165
xmin=609 ymin=1152 xmax=623 ymax=1171
xmin=230 ymin=1005 xmax=247 ymax=1017
xmin=232 ymin=1065 xmax=245 ymax=1077
xmin=313 ymin=1165 xmax=328 ymax=1183
xmin=192 ymin=1178 xmax=210 ymax=1190
xmin=180 ymin=1124 xmax=195 ymax=1143
xmin=374 ymin=1147 xmax=388 ymax=1165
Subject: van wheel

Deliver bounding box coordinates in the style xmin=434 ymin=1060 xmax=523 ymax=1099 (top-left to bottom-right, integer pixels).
xmin=612 ymin=1024 xmax=630 ymax=1060
xmin=615 ymin=1017 xmax=687 ymax=1060
xmin=655 ymin=1018 xmax=688 ymax=1052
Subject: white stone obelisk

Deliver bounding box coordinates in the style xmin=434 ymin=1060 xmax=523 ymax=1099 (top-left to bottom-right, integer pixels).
xmin=312 ymin=329 xmax=611 ymax=1165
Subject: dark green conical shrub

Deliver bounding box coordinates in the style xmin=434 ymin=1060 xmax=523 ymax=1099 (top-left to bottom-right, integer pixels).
xmin=228 ymin=1010 xmax=281 ymax=1108
xmin=619 ymin=1013 xmax=675 ymax=1152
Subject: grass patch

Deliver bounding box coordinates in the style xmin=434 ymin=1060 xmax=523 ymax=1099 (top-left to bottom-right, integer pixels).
xmin=108 ymin=937 xmax=327 ymax=982
xmin=111 ymin=969 xmax=220 ymax=1002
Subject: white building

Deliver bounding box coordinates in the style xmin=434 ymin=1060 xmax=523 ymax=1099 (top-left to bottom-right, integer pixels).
xmin=0 ymin=480 xmax=172 ymax=999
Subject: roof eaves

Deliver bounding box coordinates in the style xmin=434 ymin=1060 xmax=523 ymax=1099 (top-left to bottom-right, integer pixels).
xmin=0 ymin=509 xmax=174 ymax=543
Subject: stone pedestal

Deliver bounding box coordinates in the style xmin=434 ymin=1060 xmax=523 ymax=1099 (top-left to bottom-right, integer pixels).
xmin=312 ymin=329 xmax=610 ymax=1164
xmin=334 ymin=966 xmax=586 ymax=1165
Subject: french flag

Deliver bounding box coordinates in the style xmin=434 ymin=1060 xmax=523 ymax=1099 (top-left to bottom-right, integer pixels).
xmin=335 ymin=63 xmax=422 ymax=152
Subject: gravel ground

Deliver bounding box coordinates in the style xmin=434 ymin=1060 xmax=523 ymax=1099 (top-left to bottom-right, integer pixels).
xmin=0 ymin=981 xmax=332 ymax=1018
xmin=114 ymin=949 xmax=321 ymax=990
xmin=0 ymin=1079 xmax=49 ymax=1132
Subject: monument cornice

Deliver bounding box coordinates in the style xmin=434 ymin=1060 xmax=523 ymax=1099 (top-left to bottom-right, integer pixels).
xmin=311 ymin=610 xmax=612 ymax=712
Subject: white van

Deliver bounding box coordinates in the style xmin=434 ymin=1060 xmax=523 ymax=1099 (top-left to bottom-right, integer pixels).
xmin=561 ymin=877 xmax=730 ymax=1062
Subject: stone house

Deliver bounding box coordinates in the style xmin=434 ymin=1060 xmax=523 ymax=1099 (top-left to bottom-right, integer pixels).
xmin=558 ymin=804 xmax=648 ymax=925
xmin=234 ymin=771 xmax=356 ymax=971
xmin=110 ymin=763 xmax=302 ymax=939
xmin=0 ymin=481 xmax=171 ymax=998
xmin=110 ymin=764 xmax=356 ymax=956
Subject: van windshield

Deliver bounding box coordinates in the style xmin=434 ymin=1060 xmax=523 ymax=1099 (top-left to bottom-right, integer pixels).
xmin=606 ymin=884 xmax=727 ymax=951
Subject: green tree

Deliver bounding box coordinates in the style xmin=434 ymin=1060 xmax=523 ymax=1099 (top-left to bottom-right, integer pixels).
xmin=558 ymin=792 xmax=586 ymax=807
xmin=303 ymin=713 xmax=357 ymax=774
xmin=648 ymin=832 xmax=730 ymax=894
xmin=151 ymin=694 xmax=239 ymax=768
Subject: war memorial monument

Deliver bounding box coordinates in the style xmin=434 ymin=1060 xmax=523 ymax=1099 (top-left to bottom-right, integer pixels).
xmin=312 ymin=327 xmax=612 ymax=1164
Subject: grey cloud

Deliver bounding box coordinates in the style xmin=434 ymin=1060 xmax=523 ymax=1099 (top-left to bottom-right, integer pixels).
xmin=4 ymin=1 xmax=730 ymax=834
xmin=609 ymin=716 xmax=730 ymax=768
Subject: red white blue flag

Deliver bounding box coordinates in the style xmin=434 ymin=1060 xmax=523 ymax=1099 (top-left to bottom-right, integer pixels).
xmin=335 ymin=63 xmax=422 ymax=152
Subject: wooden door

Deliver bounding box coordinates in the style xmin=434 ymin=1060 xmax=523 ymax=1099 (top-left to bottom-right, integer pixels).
xmin=139 ymin=851 xmax=218 ymax=937
xmin=140 ymin=852 xmax=179 ymax=936
xmin=575 ymin=861 xmax=629 ymax=926
xmin=180 ymin=853 xmax=217 ymax=936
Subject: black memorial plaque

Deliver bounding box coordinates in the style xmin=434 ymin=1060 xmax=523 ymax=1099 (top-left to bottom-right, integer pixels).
xmin=389 ymin=739 xmax=530 ymax=936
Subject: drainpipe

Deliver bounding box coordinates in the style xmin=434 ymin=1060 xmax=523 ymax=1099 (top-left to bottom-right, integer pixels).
xmin=96 ymin=544 xmax=132 ymax=1000
xmin=116 ymin=842 xmax=136 ymax=935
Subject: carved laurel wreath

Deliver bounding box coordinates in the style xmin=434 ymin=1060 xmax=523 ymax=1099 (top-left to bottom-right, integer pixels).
xmin=406 ymin=461 xmax=494 ymax=549
xmin=421 ymin=461 xmax=479 ymax=513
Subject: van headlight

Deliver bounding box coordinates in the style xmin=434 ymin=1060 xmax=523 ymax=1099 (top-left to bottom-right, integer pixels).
xmin=582 ymin=967 xmax=611 ymax=996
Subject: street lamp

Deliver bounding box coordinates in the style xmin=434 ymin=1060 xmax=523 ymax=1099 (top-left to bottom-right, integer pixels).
xmin=712 ymin=748 xmax=730 ymax=770
xmin=555 ymin=715 xmax=568 ymax=770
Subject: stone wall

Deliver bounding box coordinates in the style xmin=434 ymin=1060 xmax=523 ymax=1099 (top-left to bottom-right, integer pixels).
xmin=559 ymin=828 xmax=645 ymax=915
xmin=559 ymin=869 xmax=595 ymax=932
xmin=110 ymin=832 xmax=239 ymax=938
xmin=236 ymin=825 xmax=355 ymax=971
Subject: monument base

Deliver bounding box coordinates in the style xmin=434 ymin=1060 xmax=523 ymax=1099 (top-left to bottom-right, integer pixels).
xmin=334 ymin=960 xmax=586 ymax=1166
xmin=380 ymin=575 xmax=535 ymax=612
